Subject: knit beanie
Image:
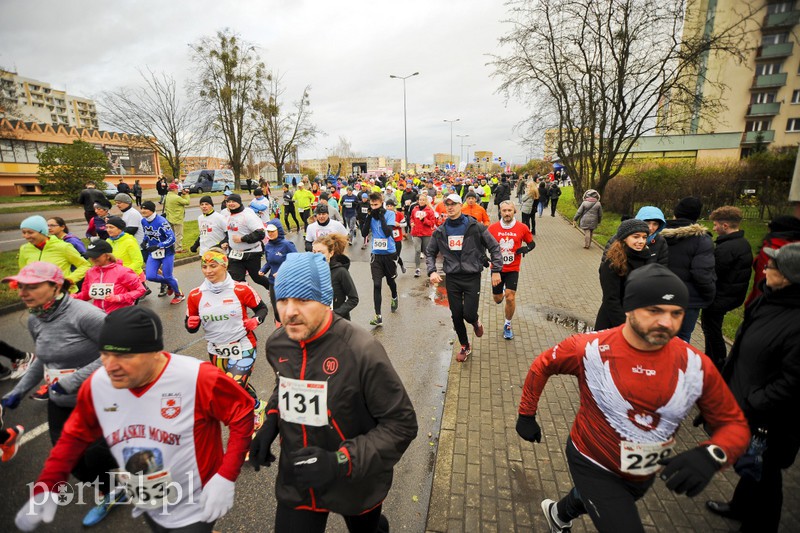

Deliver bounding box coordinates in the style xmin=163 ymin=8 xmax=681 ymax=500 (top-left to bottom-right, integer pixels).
xmin=99 ymin=307 xmax=164 ymax=353
xmin=226 ymin=193 xmax=242 ymax=206
xmin=615 ymin=219 xmax=650 ymax=241
xmin=623 ymin=264 xmax=689 ymax=312
xmin=114 ymin=193 xmax=133 ymax=204
xmin=20 ymin=215 xmax=48 ymax=235
xmin=106 ymin=216 xmax=126 ymax=230
xmin=674 ymin=197 xmax=702 ymax=222
xmin=141 ymin=201 xmax=156 ymax=213
xmin=274 ymin=253 xmax=333 ymax=306
xmin=199 ymin=195 xmax=214 ymax=206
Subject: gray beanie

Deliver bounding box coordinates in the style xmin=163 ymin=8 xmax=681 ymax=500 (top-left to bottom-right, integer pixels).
xmin=114 ymin=193 xmax=133 ymax=205
xmin=615 ymin=219 xmax=650 ymax=241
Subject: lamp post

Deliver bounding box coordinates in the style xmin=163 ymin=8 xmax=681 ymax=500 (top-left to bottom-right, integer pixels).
xmin=456 ymin=134 xmax=469 ymax=167
xmin=465 ymin=143 xmax=476 ymax=169
xmin=389 ymin=72 xmax=419 ymax=171
xmin=443 ymin=118 xmax=460 ymax=168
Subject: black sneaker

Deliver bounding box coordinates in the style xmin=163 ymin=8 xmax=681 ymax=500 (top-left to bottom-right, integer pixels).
xmin=30 ymin=383 xmax=49 ymax=401
xmin=158 ymin=285 xmax=168 ymax=297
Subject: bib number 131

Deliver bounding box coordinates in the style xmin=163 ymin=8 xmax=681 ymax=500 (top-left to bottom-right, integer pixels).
xmin=278 ymin=376 xmax=328 ymax=427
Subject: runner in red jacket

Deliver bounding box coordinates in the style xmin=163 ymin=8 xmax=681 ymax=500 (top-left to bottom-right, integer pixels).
xmin=517 ymin=264 xmax=750 ymax=533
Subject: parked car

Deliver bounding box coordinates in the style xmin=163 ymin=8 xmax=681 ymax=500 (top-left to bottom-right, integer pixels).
xmin=184 ymin=169 xmax=235 ymax=193
xmin=102 ymin=181 xmax=118 ymax=199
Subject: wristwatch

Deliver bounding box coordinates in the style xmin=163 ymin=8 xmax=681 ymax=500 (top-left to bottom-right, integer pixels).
xmin=705 ymin=444 xmax=728 ymax=466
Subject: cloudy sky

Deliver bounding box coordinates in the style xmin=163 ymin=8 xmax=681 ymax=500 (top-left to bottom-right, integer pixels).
xmin=0 ymin=0 xmax=536 ymax=165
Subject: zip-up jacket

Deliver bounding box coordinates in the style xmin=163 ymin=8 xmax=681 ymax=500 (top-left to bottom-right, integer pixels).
xmin=425 ymin=215 xmax=503 ymax=276
xmin=141 ymin=214 xmax=176 ymax=255
xmin=710 ymin=230 xmax=753 ymax=312
xmin=261 ymin=219 xmax=297 ymax=285
xmin=330 ymin=254 xmax=359 ymax=320
xmin=19 ymin=235 xmax=90 ymax=290
xmin=661 ymin=220 xmax=716 ymax=308
xmin=108 ymin=232 xmax=144 ymax=274
xmin=73 ymin=260 xmax=146 ymax=312
xmin=265 ymin=312 xmax=418 ymax=515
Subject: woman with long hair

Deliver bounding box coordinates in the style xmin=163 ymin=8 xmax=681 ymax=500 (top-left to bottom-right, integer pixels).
xmin=520 ymin=182 xmax=539 ymax=234
xmin=313 ymin=233 xmax=359 ymax=320
xmin=595 ymin=219 xmax=653 ymax=330
xmin=47 ymin=216 xmax=87 ymax=256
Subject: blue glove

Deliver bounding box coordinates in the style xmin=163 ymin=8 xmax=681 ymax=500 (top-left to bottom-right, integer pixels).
xmin=1 ymin=392 xmax=22 ymax=409
xmin=50 ymin=381 xmax=67 ymax=395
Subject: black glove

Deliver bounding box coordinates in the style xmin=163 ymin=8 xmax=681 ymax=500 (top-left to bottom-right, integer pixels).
xmin=516 ymin=414 xmax=542 ymax=443
xmin=292 ymin=446 xmax=349 ymax=490
xmin=146 ymin=245 xmax=159 ymax=253
xmin=658 ymin=447 xmax=720 ymax=497
xmin=249 ymin=413 xmax=279 ymax=471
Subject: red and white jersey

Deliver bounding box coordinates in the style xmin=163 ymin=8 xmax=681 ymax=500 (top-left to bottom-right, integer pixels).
xmin=392 ymin=210 xmax=404 ymax=241
xmin=187 ymin=276 xmax=261 ymax=354
xmin=35 ymin=354 xmax=254 ymax=528
xmin=488 ymin=220 xmax=533 ymax=272
xmin=519 ymin=327 xmax=750 ymax=480
xmin=226 ymin=208 xmax=264 ymax=253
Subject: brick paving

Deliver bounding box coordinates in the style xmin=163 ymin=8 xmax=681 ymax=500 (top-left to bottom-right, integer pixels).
xmin=425 ymin=210 xmax=800 ymax=532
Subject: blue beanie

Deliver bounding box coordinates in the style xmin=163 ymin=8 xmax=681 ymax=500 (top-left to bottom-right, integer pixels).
xmin=20 ymin=215 xmax=48 ymax=235
xmin=274 ymin=253 xmax=333 ymax=306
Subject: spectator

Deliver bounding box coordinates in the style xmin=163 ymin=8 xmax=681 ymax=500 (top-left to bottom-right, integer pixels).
xmin=573 ymin=189 xmax=603 ymax=249
xmin=156 ymin=177 xmax=168 ymax=204
xmin=744 ymin=214 xmax=800 ymax=306
xmin=132 ymin=179 xmax=143 ymax=208
xmin=116 ymin=178 xmax=131 ymax=195
xmin=660 ymin=197 xmax=716 ymax=343
xmin=76 ymin=182 xmax=106 ymax=224
xmin=700 ymin=206 xmax=753 ymax=368
xmin=548 ymin=181 xmax=562 ymax=217
xmin=634 ymin=206 xmax=669 ymax=265
xmin=537 ymin=179 xmax=548 ymax=217
xmin=164 ymin=183 xmax=190 ymax=252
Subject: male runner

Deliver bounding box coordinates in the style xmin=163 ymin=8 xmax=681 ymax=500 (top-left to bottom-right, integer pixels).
xmin=487 ymin=200 xmax=534 ymax=340
xmin=362 ymin=192 xmax=399 ymax=326
xmin=249 ymin=253 xmax=417 ymax=533
xmin=426 ymin=194 xmax=502 ymax=362
xmin=339 ymin=186 xmax=359 ymax=245
xmin=517 ymin=264 xmax=750 ymax=533
xmin=304 ymin=204 xmax=348 ymax=252
xmin=15 ymin=307 xmax=254 ymax=532
xmin=224 ymin=194 xmax=271 ymax=292
xmin=140 ymin=201 xmax=184 ymax=304
xmin=190 ymin=196 xmax=228 ymax=255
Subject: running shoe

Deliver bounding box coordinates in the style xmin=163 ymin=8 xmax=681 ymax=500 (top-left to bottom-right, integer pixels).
xmin=473 ymin=319 xmax=484 ymax=338
xmin=8 ymin=353 xmax=34 ymax=380
xmin=253 ymin=400 xmax=267 ymax=433
xmin=414 ymin=269 xmax=421 ymax=278
xmin=157 ymin=285 xmax=168 ymax=297
xmin=82 ymin=487 xmax=128 ymax=527
xmin=167 ymin=287 xmax=175 ymax=297
xmin=0 ymin=366 xmax=10 ymax=381
xmin=142 ymin=285 xmax=152 ymax=298
xmin=369 ymin=315 xmax=383 ymax=326
xmin=456 ymin=344 xmax=472 ymax=363
xmin=399 ymin=262 xmax=407 ymax=274
xmin=170 ymin=293 xmax=185 ymax=305
xmin=541 ymin=499 xmax=572 ymax=532
xmin=30 ymin=383 xmax=49 ymax=401
xmin=391 ymin=297 xmax=399 ymax=312
xmin=1 ymin=424 xmax=24 ymax=462
xmin=503 ymin=323 xmax=514 ymax=340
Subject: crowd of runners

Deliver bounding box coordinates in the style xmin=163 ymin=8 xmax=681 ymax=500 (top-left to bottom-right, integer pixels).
xmin=0 ymin=167 xmax=799 ymax=533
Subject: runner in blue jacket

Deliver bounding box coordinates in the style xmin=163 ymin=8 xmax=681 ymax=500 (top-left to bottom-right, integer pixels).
xmin=140 ymin=201 xmax=184 ymax=304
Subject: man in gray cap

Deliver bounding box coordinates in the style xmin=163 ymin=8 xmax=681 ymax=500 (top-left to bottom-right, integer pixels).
xmin=250 ymin=253 xmax=417 ymax=533
xmin=114 ymin=193 xmax=143 ymax=246
xmin=517 ymin=264 xmax=750 ymax=533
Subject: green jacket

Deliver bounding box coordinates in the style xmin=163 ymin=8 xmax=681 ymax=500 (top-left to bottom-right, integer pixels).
xmin=109 ymin=232 xmax=144 ymax=274
xmin=19 ymin=235 xmax=90 ymax=290
xmin=292 ymin=189 xmax=316 ymax=212
xmin=164 ymin=191 xmax=190 ymax=225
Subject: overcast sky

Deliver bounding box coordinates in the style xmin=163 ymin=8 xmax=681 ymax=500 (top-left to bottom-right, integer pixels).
xmin=0 ymin=0 xmax=536 ymax=165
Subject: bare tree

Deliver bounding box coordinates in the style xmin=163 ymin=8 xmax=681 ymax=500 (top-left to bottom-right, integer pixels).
xmin=331 ymin=136 xmax=359 ymax=158
xmin=98 ymin=69 xmax=205 ymax=180
xmin=253 ymin=74 xmax=320 ymax=185
xmin=493 ymin=0 xmax=757 ymax=201
xmin=190 ymin=29 xmax=265 ymax=189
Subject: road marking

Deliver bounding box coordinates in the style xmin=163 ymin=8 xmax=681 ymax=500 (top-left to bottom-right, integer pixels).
xmin=0 ymin=237 xmax=25 ymax=245
xmin=19 ymin=422 xmax=49 ymax=445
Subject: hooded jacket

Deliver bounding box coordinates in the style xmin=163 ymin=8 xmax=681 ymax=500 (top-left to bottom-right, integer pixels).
xmin=660 ymin=220 xmax=716 ymax=308
xmin=634 ymin=206 xmax=669 ymax=265
xmin=19 ymin=235 xmax=90 ymax=290
xmin=265 ymin=312 xmax=418 ymax=515
xmin=73 ymin=260 xmax=146 ymax=312
xmin=573 ymin=190 xmax=603 ymax=230
xmin=330 ymin=254 xmax=359 ymax=320
xmin=745 ymin=215 xmax=800 ymax=306
xmin=262 ymin=219 xmax=298 ymax=285
xmin=722 ymin=282 xmax=800 ymax=466
xmin=711 ymin=230 xmax=753 ymax=311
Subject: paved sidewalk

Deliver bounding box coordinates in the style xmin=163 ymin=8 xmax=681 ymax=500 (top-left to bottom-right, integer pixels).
xmin=425 ymin=211 xmax=800 ymax=532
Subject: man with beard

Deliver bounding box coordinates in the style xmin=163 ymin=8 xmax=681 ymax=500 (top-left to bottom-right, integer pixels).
xmin=517 ymin=264 xmax=750 ymax=533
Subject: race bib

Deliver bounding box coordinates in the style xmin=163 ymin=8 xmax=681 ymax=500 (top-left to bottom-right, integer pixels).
xmin=121 ymin=469 xmax=176 ymax=510
xmin=361 ymin=207 xmax=369 ymax=214
xmin=278 ymin=376 xmax=328 ymax=427
xmin=228 ymin=249 xmax=244 ymax=260
xmin=502 ymin=251 xmax=515 ymax=265
xmin=44 ymin=367 xmax=76 ymax=386
xmin=151 ymin=248 xmax=165 ymax=259
xmin=392 ymin=229 xmax=400 ymax=239
xmin=416 ymin=211 xmax=425 ymax=219
xmin=214 ymin=341 xmax=242 ymax=361
xmin=448 ymin=235 xmax=464 ymax=251
xmin=89 ymin=283 xmax=114 ymax=299
xmin=343 ymin=201 xmax=353 ymax=209
xmin=619 ymin=439 xmax=675 ymax=475
xmin=373 ymin=238 xmax=388 ymax=251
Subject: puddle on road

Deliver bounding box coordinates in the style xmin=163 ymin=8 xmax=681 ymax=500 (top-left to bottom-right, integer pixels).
xmin=544 ymin=310 xmax=594 ymax=334
xmin=407 ymin=283 xmax=450 ymax=307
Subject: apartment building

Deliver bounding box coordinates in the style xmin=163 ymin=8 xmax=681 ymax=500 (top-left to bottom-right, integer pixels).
xmin=1 ymin=70 xmax=99 ymax=129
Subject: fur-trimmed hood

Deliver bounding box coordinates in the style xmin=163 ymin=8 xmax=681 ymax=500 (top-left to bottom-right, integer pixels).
xmin=660 ymin=222 xmax=711 ymax=240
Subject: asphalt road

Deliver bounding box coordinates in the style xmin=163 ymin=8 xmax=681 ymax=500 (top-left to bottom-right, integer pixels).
xmin=0 ymin=231 xmax=454 ymax=532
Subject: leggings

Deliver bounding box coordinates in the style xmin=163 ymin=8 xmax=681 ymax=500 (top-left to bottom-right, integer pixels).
xmin=345 ymin=215 xmax=358 ymax=240
xmin=299 ymin=210 xmax=310 ymax=231
xmin=445 ymin=273 xmax=482 ymax=346
xmin=550 ymin=199 xmax=559 ymax=216
xmin=275 ymin=503 xmax=383 ymax=533
xmin=228 ymin=253 xmax=271 ymax=291
xmin=208 ymin=345 xmax=258 ymax=402
xmin=283 ymin=204 xmax=299 ymax=231
xmin=395 ymin=239 xmax=404 ymax=268
xmin=145 ymin=254 xmax=180 ymax=294
xmin=268 ymin=284 xmax=279 ymax=321
xmin=521 ymin=212 xmax=535 ymax=234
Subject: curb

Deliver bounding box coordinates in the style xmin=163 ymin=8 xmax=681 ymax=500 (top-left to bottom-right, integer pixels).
xmin=0 ymin=254 xmax=201 ymax=317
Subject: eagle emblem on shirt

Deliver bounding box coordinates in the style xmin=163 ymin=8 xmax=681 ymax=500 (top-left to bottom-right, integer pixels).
xmin=161 ymin=396 xmax=182 ymax=419
xmin=583 ymin=339 xmax=704 ymax=443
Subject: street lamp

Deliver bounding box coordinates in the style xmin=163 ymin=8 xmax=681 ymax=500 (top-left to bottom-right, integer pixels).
xmin=465 ymin=143 xmax=476 ymax=168
xmin=389 ymin=72 xmax=419 ymax=171
xmin=443 ymin=118 xmax=460 ymax=168
xmin=456 ymin=134 xmax=469 ymax=167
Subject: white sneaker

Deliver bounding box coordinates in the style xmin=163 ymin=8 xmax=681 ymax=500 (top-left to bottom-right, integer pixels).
xmin=541 ymin=499 xmax=572 ymax=532
xmin=8 ymin=353 xmax=34 ymax=380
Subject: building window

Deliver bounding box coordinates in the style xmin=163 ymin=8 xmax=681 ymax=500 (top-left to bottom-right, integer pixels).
xmin=752 ymin=92 xmax=778 ymax=104
xmin=792 ymin=90 xmax=800 ymax=103
xmin=768 ymin=2 xmax=794 ymax=15
xmin=756 ymin=62 xmax=782 ymax=76
xmin=787 ymin=118 xmax=800 ymax=131
xmin=762 ymin=33 xmax=789 ymax=45
xmin=0 ymin=140 xmax=14 ymax=162
xmin=746 ymin=119 xmax=772 ymax=131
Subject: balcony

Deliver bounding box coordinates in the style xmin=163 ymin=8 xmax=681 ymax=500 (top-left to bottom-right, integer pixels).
xmin=742 ymin=130 xmax=775 ymax=143
xmin=764 ymin=11 xmax=800 ymax=28
xmin=753 ymin=72 xmax=788 ymax=87
xmin=758 ymin=42 xmax=794 ymax=58
xmin=747 ymin=102 xmax=781 ymax=116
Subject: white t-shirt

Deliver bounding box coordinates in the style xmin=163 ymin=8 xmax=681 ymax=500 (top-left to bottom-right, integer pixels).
xmin=226 ymin=209 xmax=264 ymax=253
xmin=197 ymin=212 xmax=228 ymax=255
xmin=305 ymin=219 xmax=348 ymax=243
